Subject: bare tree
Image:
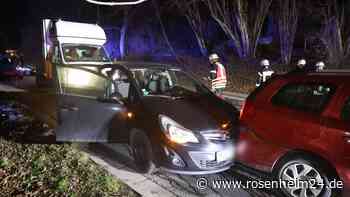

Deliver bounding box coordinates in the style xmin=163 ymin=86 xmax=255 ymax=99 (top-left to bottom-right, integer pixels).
xmin=205 ymin=0 xmax=272 ymax=59
xmin=120 ymin=8 xmax=130 ymax=59
xmin=319 ymin=0 xmax=350 ymax=66
xmin=174 ymin=0 xmax=209 ymax=57
xmin=106 ymin=7 xmax=134 ymax=59
xmin=278 ymin=0 xmax=298 ymax=64
xmin=152 ymin=0 xmax=182 ymax=63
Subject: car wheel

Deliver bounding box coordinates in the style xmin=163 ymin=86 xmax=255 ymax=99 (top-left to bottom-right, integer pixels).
xmin=129 ymin=130 xmax=156 ymax=174
xmin=274 ymin=155 xmax=341 ymax=197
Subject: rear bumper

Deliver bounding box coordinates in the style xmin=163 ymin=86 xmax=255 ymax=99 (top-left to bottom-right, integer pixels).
xmin=339 ymin=169 xmax=350 ymax=189
xmin=336 ymin=160 xmax=350 ymax=195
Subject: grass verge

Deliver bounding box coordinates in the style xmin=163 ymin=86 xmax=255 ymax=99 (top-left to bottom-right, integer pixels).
xmin=0 ymin=139 xmax=139 ymax=197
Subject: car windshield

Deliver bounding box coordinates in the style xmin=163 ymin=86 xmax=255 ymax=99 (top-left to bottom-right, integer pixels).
xmin=131 ymin=68 xmax=210 ymax=98
xmin=62 ymin=44 xmax=110 ymax=63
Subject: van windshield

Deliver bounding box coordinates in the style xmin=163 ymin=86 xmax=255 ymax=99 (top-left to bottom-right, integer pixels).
xmin=62 ymin=44 xmax=110 ymax=63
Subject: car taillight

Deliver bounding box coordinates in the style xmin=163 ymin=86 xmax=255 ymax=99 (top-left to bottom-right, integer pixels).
xmin=345 ymin=132 xmax=350 ymax=144
xmin=240 ymin=101 xmax=254 ymax=119
xmin=240 ymin=101 xmax=246 ymax=119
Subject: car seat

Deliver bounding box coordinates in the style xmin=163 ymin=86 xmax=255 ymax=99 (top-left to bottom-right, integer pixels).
xmin=147 ymin=78 xmax=159 ymax=94
xmin=159 ymin=76 xmax=170 ymax=93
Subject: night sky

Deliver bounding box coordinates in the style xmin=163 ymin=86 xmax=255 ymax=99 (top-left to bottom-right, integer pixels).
xmin=1 ymin=0 xmax=29 ymax=48
xmin=1 ymin=0 xmax=100 ymax=49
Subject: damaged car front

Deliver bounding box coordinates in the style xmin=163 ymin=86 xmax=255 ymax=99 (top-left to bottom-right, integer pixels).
xmin=127 ymin=64 xmax=239 ymax=175
xmin=54 ymin=62 xmax=239 ymax=175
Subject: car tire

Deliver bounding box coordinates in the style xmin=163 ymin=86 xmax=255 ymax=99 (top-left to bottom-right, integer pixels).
xmin=129 ymin=130 xmax=156 ymax=174
xmin=273 ymin=155 xmax=341 ymax=197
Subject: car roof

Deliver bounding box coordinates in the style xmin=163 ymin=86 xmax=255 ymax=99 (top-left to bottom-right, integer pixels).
xmin=281 ymin=70 xmax=350 ymax=86
xmin=113 ymin=61 xmax=181 ymax=70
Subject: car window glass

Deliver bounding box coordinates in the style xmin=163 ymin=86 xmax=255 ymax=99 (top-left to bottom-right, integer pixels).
xmin=172 ymin=71 xmax=198 ymax=92
xmin=272 ymin=83 xmax=335 ymax=113
xmin=131 ymin=68 xmax=209 ymax=97
xmin=341 ymin=98 xmax=350 ymax=121
xmin=57 ymin=67 xmax=108 ymax=98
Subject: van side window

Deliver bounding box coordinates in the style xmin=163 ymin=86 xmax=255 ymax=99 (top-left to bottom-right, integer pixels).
xmin=341 ymin=98 xmax=350 ymax=121
xmin=271 ymin=83 xmax=336 ymax=113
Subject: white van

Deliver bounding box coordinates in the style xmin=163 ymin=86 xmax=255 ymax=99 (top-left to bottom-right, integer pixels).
xmin=38 ymin=19 xmax=112 ymax=86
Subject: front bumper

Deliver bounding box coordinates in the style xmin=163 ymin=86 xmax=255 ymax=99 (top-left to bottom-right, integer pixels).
xmin=156 ymin=140 xmax=235 ymax=175
xmin=160 ymin=164 xmax=233 ymax=175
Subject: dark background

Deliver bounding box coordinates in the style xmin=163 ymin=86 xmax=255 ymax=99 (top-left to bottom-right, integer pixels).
xmin=1 ymin=0 xmax=349 ymax=67
xmin=0 ymin=0 xmax=103 ymax=49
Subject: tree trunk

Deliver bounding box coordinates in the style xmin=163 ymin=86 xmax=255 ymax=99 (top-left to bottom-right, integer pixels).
xmin=175 ymin=0 xmax=209 ymax=57
xmin=152 ymin=0 xmax=182 ymax=63
xmin=120 ymin=8 xmax=129 ymax=59
xmin=206 ymin=0 xmax=271 ymax=59
xmin=278 ymin=0 xmax=298 ymax=65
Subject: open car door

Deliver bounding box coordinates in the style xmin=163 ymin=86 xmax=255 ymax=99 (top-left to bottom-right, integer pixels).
xmin=55 ymin=65 xmax=130 ymax=142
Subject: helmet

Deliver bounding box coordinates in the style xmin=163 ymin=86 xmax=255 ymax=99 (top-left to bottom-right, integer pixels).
xmin=316 ymin=61 xmax=325 ymax=67
xmin=316 ymin=61 xmax=325 ymax=71
xmin=261 ymin=59 xmax=270 ymax=66
xmin=209 ymin=53 xmax=220 ymax=62
xmin=297 ymin=59 xmax=306 ymax=66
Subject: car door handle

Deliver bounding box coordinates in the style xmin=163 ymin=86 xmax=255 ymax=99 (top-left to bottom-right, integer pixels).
xmin=60 ymin=105 xmax=79 ymax=112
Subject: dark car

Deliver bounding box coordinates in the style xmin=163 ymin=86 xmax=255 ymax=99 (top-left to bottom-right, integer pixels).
xmin=238 ymin=70 xmax=350 ymax=196
xmin=16 ymin=64 xmax=36 ymax=76
xmin=0 ymin=56 xmax=22 ymax=80
xmin=55 ymin=62 xmax=239 ymax=175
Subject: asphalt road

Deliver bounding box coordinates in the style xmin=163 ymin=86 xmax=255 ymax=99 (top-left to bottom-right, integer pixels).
xmin=84 ymin=142 xmax=280 ymax=197
xmin=0 ymin=76 xmax=280 ymax=197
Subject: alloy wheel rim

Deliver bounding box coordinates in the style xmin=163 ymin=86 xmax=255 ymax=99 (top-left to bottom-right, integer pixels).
xmin=279 ymin=162 xmax=324 ymax=197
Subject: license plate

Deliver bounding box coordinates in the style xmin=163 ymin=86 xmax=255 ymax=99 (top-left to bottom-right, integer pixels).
xmin=216 ymin=149 xmax=233 ymax=162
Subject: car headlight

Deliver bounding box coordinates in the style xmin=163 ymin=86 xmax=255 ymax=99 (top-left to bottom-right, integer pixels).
xmin=159 ymin=115 xmax=199 ymax=144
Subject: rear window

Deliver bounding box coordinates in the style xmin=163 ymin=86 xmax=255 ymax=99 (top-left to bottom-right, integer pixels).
xmin=341 ymin=98 xmax=350 ymax=121
xmin=247 ymin=75 xmax=278 ymax=101
xmin=271 ymin=83 xmax=336 ymax=113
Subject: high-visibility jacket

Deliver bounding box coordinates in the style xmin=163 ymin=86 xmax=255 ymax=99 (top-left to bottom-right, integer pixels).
xmin=211 ymin=62 xmax=227 ymax=90
xmin=256 ymin=68 xmax=274 ymax=87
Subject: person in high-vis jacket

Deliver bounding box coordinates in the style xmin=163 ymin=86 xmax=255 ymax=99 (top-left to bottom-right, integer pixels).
xmin=256 ymin=59 xmax=274 ymax=87
xmin=209 ymin=53 xmax=227 ymax=96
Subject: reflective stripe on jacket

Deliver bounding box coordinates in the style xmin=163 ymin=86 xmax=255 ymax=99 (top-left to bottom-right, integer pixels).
xmin=211 ymin=62 xmax=227 ymax=89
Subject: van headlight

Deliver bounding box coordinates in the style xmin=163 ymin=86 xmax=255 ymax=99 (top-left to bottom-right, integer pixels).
xmin=159 ymin=115 xmax=199 ymax=144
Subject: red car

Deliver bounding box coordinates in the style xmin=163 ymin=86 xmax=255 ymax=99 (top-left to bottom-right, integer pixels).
xmin=238 ymin=70 xmax=350 ymax=197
